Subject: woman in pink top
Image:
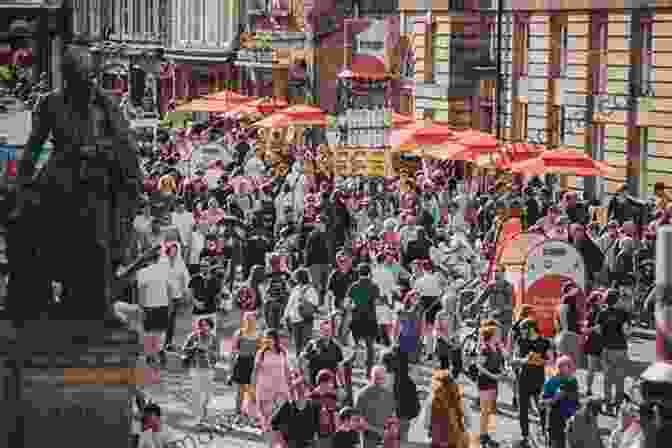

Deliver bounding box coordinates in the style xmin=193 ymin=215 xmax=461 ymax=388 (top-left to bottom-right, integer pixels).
xmin=254 ymin=328 xmax=290 ymax=433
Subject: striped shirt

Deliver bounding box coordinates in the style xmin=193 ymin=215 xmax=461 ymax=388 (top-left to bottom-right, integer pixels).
xmin=266 ymin=272 xmax=289 ymax=303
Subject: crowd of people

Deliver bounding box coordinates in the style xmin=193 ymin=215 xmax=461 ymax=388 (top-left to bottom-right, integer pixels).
xmin=119 ymin=115 xmax=670 ymax=448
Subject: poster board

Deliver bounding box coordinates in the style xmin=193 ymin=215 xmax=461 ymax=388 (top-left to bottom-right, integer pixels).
xmin=523 ymin=240 xmax=586 ymax=337
xmin=497 ymin=232 xmax=547 ymax=312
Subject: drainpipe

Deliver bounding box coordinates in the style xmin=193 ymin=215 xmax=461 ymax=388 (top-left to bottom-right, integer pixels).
xmin=495 ymin=0 xmax=503 ymax=141
xmin=626 ymin=8 xmax=653 ymax=198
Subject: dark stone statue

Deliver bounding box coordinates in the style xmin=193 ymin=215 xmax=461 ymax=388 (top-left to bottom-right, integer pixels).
xmin=6 ymin=46 xmax=142 ymax=327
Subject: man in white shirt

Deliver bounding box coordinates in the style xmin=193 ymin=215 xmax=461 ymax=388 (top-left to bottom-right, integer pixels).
xmin=162 ymin=241 xmax=192 ymax=352
xmin=136 ymin=260 xmax=171 ymax=365
xmin=171 ymin=200 xmax=195 ymax=260
xmin=244 ymin=148 xmax=267 ymax=177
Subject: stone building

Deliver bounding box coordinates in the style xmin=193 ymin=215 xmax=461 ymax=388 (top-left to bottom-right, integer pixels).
xmin=402 ymin=0 xmax=672 ymax=198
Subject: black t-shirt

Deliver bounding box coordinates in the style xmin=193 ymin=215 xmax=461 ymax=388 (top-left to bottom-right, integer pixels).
xmin=596 ymin=306 xmax=630 ymax=350
xmin=332 ymin=430 xmax=359 ymax=448
xmin=305 ymin=230 xmax=330 ymax=265
xmin=478 ymin=346 xmax=504 ymax=390
xmin=271 ymin=399 xmax=320 ymax=443
xmin=327 ymin=269 xmax=356 ymax=309
xmin=189 ymin=274 xmax=220 ymax=315
xmin=517 ymin=337 xmax=550 ymax=379
xmin=303 ymin=337 xmax=344 ymax=383
xmin=246 ymin=236 xmax=270 ymax=269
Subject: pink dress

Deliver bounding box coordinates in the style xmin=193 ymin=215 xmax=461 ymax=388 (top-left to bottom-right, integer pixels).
xmin=255 ymin=350 xmax=290 ymax=430
xmin=255 ymin=350 xmax=290 ymax=402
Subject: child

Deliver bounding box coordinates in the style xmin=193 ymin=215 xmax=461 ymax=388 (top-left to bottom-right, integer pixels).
xmin=542 ymin=355 xmax=580 ymax=448
xmin=332 ymin=407 xmax=363 ymax=448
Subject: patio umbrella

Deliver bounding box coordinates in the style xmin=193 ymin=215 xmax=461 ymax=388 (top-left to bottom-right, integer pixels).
xmin=393 ymin=121 xmax=457 ymax=152
xmin=227 ymin=98 xmax=289 ymax=117
xmin=454 ymin=129 xmax=499 ymax=149
xmin=175 ymin=99 xmax=240 ymax=113
xmin=392 ymin=112 xmax=415 ymax=128
xmin=509 ymin=148 xmax=612 ymax=176
xmin=203 ymin=89 xmax=252 ymax=103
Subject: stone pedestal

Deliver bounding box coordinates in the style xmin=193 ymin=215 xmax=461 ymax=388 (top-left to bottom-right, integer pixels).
xmin=1 ymin=320 xmax=142 ymax=448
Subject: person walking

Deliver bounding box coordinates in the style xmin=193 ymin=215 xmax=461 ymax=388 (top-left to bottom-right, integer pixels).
xmin=596 ymin=289 xmax=632 ymax=414
xmin=230 ymin=312 xmax=260 ymax=419
xmin=435 ymin=294 xmax=462 ymax=379
xmin=355 ymin=365 xmax=397 ymax=448
xmin=422 ymin=369 xmax=471 ymax=448
xmin=162 ymin=241 xmax=192 ymax=354
xmin=284 ymin=268 xmax=319 ymax=354
xmin=380 ymin=347 xmax=421 ymax=442
xmin=254 ymin=329 xmax=291 ymax=433
xmin=136 ymin=258 xmax=171 ymax=367
xmin=305 ymin=219 xmax=331 ymax=305
xmin=326 ymin=250 xmax=357 ymax=343
xmin=346 ymin=263 xmax=381 ymax=377
xmin=476 ymin=325 xmax=506 ymax=447
xmin=182 ymin=317 xmax=218 ymax=426
xmin=271 ymin=367 xmax=321 ymax=448
xmin=511 ymin=318 xmax=552 ymax=447
xmin=542 ymin=355 xmax=580 ymax=448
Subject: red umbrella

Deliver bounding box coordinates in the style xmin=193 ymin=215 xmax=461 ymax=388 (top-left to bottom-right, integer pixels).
xmin=393 ymin=122 xmax=457 ymax=151
xmin=509 ymin=148 xmax=612 ymax=176
xmin=392 ymin=112 xmax=415 ymax=128
xmin=203 ymin=89 xmax=252 ymax=103
xmin=454 ymin=129 xmax=499 ymax=149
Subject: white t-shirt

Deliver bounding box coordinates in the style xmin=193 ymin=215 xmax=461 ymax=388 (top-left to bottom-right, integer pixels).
xmin=189 ymin=231 xmax=205 ymax=266
xmin=372 ymin=265 xmax=398 ymax=298
xmin=137 ymin=263 xmax=170 ymax=308
xmin=171 ymin=211 xmax=195 ymax=247
xmin=245 ymin=155 xmax=267 ymax=176
xmin=162 ymin=259 xmax=191 ymax=300
xmin=413 ymin=272 xmax=443 ymax=297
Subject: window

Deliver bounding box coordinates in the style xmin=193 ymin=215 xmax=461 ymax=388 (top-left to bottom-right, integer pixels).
xmin=559 ymin=24 xmax=568 ymax=77
xmin=641 ymin=19 xmax=653 ymax=96
xmin=146 ymin=0 xmax=154 ymax=37
xmin=133 ymin=0 xmax=142 ymax=36
xmin=206 ymin=0 xmax=219 ymax=44
xmin=111 ymin=0 xmax=119 ymax=37
xmin=521 ymin=21 xmax=529 ymax=77
xmin=193 ymin=0 xmax=203 ymax=42
xmin=179 ymin=0 xmax=188 ymax=42
xmin=122 ymin=0 xmax=130 ymax=36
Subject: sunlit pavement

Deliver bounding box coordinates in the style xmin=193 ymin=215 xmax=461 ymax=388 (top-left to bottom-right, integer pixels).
xmin=143 ymin=307 xmax=657 ymax=447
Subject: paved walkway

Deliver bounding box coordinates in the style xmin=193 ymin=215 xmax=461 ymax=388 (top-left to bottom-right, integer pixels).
xmin=141 ymin=308 xmax=656 ymax=447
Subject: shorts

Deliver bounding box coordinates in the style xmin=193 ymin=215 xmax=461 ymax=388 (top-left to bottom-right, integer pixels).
xmin=143 ymin=306 xmax=169 ymax=332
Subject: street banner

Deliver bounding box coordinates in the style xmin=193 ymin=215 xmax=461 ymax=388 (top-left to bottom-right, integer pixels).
xmin=523 ymin=239 xmax=586 ymax=337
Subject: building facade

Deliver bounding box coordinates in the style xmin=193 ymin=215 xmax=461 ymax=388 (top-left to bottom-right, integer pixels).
xmin=404 ymin=0 xmax=672 ymax=198
xmin=165 ymin=0 xmax=242 ymax=111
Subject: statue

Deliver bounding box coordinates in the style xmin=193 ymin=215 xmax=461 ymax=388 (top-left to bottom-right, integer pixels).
xmin=6 ymin=45 xmax=142 ymax=327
